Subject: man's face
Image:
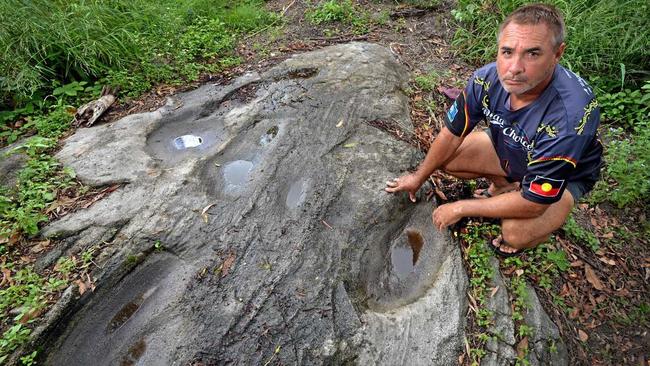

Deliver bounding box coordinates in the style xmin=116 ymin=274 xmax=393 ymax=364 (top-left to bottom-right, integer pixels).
xmin=496 ymin=22 xmax=565 ymax=96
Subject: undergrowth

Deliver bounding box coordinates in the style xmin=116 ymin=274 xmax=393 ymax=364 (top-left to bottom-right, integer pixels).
xmin=461 ymin=222 xmax=570 ymax=364
xmin=0 ymin=0 xmax=279 ymax=106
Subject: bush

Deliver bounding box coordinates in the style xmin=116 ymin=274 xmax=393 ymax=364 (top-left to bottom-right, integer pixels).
xmin=589 ymin=121 xmax=650 ymax=208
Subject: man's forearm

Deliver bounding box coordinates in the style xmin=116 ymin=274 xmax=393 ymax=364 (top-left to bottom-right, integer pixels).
xmin=413 ymin=127 xmax=463 ymax=182
xmin=457 ymin=191 xmax=548 ymax=219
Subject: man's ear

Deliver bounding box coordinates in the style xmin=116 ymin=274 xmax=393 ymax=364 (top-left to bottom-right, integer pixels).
xmin=555 ymin=42 xmax=566 ymax=61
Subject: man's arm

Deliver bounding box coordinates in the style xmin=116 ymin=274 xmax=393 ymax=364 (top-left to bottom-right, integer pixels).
xmin=432 ymin=191 xmax=549 ymax=230
xmin=385 ymin=127 xmax=464 ymax=201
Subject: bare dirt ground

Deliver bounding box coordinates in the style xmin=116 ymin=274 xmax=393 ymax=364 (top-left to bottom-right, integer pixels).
xmin=29 ymin=0 xmax=649 ymax=364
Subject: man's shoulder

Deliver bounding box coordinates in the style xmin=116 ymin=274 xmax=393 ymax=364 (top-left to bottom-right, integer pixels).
xmin=472 ymin=63 xmax=499 ymax=82
xmin=545 ymin=65 xmax=599 ymax=132
xmin=549 ymin=66 xmax=596 ymax=111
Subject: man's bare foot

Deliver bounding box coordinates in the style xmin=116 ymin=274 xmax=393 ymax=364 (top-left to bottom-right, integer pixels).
xmin=473 ymin=182 xmax=520 ymax=199
xmin=489 ymin=235 xmax=522 ymax=257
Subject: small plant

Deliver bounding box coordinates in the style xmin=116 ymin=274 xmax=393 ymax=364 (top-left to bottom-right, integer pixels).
xmin=154 ymin=241 xmax=164 ymax=252
xmin=598 ymin=81 xmax=650 ymax=129
xmin=413 ymin=70 xmax=448 ymax=92
xmin=20 ymin=350 xmax=38 ymax=366
xmin=589 ymin=118 xmax=650 ymax=208
xmin=562 ymin=214 xmax=600 ymax=252
xmin=54 ymin=257 xmax=77 ymax=277
xmin=306 ymin=0 xmax=370 ymax=34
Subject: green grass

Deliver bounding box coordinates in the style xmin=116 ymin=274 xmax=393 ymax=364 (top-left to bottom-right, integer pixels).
xmin=306 ymin=0 xmax=371 ymax=34
xmin=0 ymin=0 xmax=279 ymax=107
xmin=562 ymin=213 xmax=600 ymax=252
xmin=461 ymin=222 xmax=571 ymax=364
xmin=451 ymin=0 xmax=650 ymax=90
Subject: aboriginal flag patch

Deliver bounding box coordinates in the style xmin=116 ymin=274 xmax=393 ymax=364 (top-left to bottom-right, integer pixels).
xmin=529 ymin=176 xmax=564 ymax=198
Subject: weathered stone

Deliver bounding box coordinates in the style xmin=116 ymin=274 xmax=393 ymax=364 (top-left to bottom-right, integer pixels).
xmin=35 ymin=43 xmax=468 ymax=365
xmin=483 ymin=258 xmax=517 ymax=366
xmin=482 ymin=257 xmax=568 ymax=366
xmin=523 ymin=284 xmax=569 ymax=366
xmin=0 ymin=140 xmax=28 ymax=188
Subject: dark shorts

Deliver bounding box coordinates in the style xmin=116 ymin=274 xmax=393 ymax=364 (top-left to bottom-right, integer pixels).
xmin=482 ymin=128 xmax=594 ymax=203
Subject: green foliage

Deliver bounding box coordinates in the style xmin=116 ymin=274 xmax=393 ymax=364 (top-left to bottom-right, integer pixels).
xmin=562 ymin=214 xmax=600 ymax=251
xmin=0 ymin=0 xmax=278 ymax=105
xmin=598 ymin=81 xmax=650 ymax=128
xmin=414 ymin=70 xmax=448 ymax=92
xmin=306 ymin=0 xmax=370 ymax=33
xmin=0 ymin=264 xmax=68 ymax=361
xmin=20 ymin=350 xmax=37 ymax=366
xmin=1 ymin=136 xmax=75 ymax=239
xmin=399 ymin=0 xmax=442 ymax=9
xmin=592 ymin=134 xmax=650 ymax=208
xmin=450 ymin=0 xmax=650 ymax=89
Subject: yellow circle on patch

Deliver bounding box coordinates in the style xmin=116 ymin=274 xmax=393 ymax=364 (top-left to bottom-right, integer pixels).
xmin=541 ymin=182 xmax=553 ymax=192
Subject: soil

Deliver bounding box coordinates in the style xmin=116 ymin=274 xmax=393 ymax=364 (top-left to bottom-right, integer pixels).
xmin=10 ymin=0 xmax=648 ymax=365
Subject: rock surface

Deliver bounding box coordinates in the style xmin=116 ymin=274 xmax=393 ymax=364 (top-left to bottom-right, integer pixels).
xmin=482 ymin=259 xmax=568 ymax=366
xmin=38 ymin=43 xmax=468 ymax=365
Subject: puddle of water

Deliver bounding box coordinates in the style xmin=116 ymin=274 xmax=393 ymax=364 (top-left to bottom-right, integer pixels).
xmin=259 ymin=126 xmax=279 ymax=146
xmin=173 ymin=135 xmax=203 ymax=150
xmin=391 ymin=245 xmax=413 ymax=279
xmin=406 ymin=229 xmax=424 ymax=265
xmin=390 ymin=229 xmax=425 ymax=279
xmin=286 ymin=179 xmax=307 ymax=208
xmin=223 ymin=160 xmax=254 ymax=194
xmin=108 ymin=295 xmax=144 ymax=334
xmin=120 ymin=338 xmax=147 ymax=366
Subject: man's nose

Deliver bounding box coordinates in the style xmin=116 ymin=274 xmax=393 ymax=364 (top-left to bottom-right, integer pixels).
xmin=508 ymin=56 xmax=524 ymax=75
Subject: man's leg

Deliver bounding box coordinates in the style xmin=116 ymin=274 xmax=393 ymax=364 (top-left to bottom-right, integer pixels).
xmin=497 ymin=189 xmax=574 ymax=252
xmin=440 ymin=130 xmax=517 ymax=193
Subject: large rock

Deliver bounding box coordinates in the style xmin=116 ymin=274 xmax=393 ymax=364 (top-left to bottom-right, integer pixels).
xmin=37 ymin=43 xmax=468 ymax=365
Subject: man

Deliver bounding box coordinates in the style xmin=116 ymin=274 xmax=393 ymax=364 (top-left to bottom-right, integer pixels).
xmin=385 ymin=3 xmax=602 ymax=256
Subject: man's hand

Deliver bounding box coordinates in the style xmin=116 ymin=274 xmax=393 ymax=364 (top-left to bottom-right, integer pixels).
xmin=385 ymin=173 xmax=424 ymax=202
xmin=432 ymin=202 xmax=463 ymax=230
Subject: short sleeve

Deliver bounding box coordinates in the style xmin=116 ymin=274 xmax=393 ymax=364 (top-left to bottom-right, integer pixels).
xmin=521 ymin=126 xmax=594 ymax=204
xmin=444 ymin=72 xmax=486 ymax=138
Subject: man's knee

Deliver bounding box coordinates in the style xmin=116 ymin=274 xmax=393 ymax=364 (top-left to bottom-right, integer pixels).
xmin=501 ymin=220 xmax=549 ymax=248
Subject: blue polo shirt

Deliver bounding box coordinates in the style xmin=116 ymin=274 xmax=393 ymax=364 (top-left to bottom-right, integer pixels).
xmin=445 ymin=63 xmax=602 ymax=204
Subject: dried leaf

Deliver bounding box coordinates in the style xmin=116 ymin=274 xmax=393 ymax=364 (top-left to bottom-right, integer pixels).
xmin=434 ymin=187 xmax=447 ymax=201
xmin=343 ymin=142 xmax=357 ymax=148
xmin=517 ymin=337 xmax=529 ymax=358
xmin=201 ymin=203 xmax=216 ymax=224
xmin=19 ymin=308 xmax=43 ymax=325
xmin=437 ymin=86 xmax=462 ymax=100
xmin=578 ymin=329 xmax=589 ymax=342
xmin=335 ymin=119 xmax=344 ymax=128
xmin=76 ymin=279 xmax=87 ymax=295
xmin=598 ymin=257 xmax=616 ymax=266
xmin=569 ymin=307 xmax=580 ymax=319
xmin=86 ymin=273 xmax=96 ymax=292
xmin=570 ymin=260 xmax=584 ymax=268
xmin=585 ymin=265 xmax=604 ymax=291
xmin=601 ymin=232 xmax=614 ymax=239
xmin=515 ymin=269 xmax=524 ymax=276
xmin=490 ymin=286 xmax=499 ymax=298
xmin=1 ymin=268 xmax=13 ymax=286
xmin=221 ymin=252 xmax=236 ymax=278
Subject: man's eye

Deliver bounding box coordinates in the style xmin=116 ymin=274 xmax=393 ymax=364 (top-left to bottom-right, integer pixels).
xmin=528 ymin=52 xmax=540 ymax=57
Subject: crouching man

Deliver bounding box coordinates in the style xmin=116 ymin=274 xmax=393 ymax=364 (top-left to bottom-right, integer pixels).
xmin=385 ymin=3 xmax=602 ymax=256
